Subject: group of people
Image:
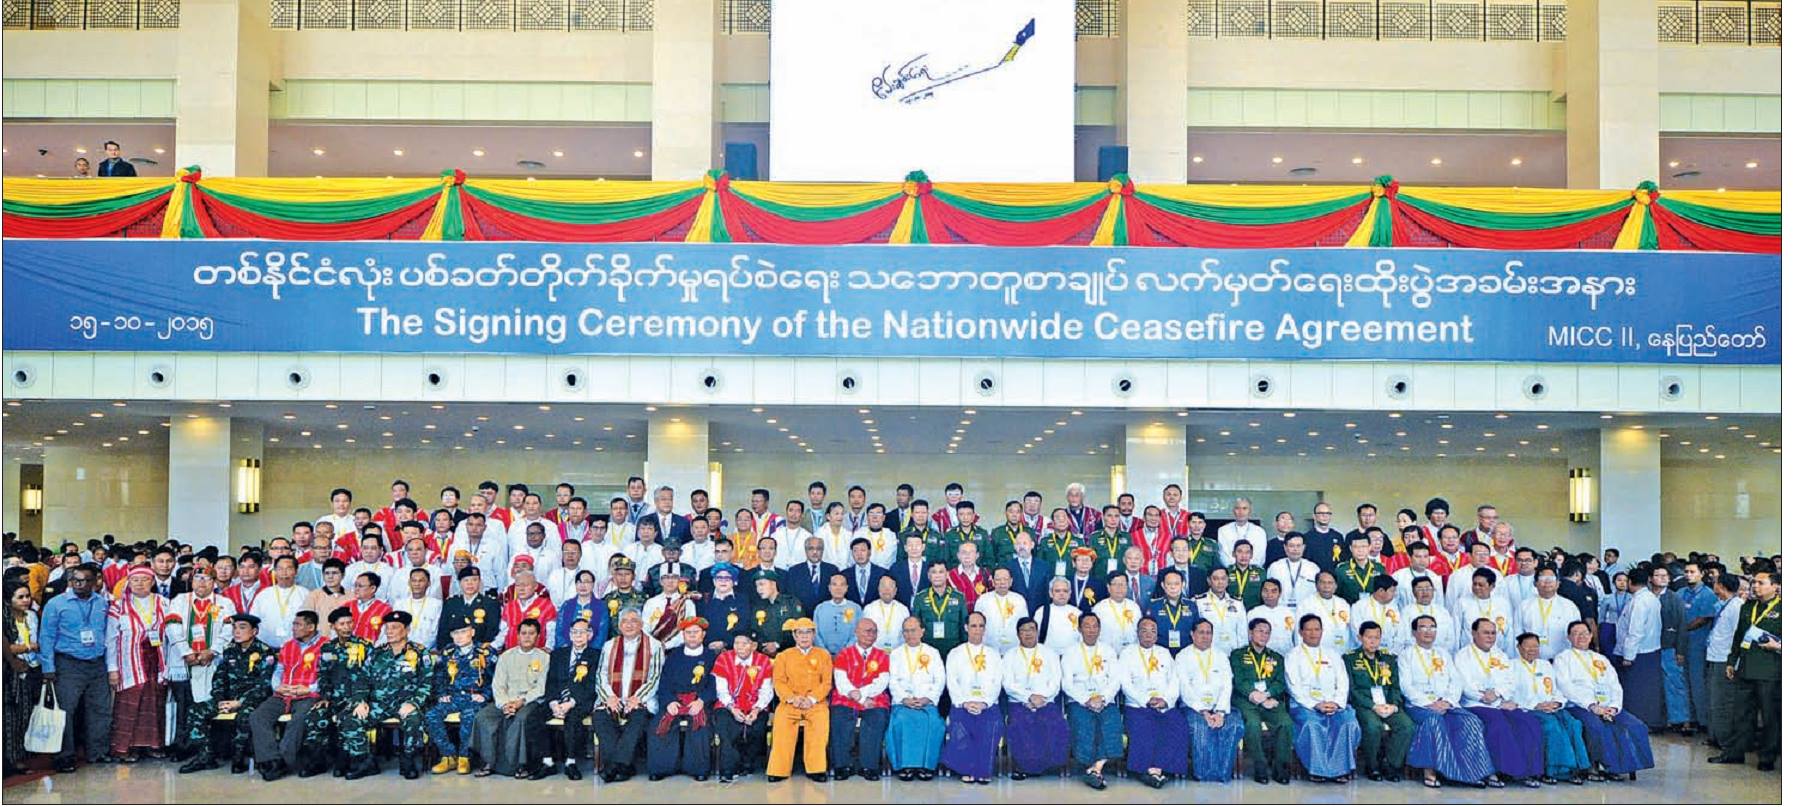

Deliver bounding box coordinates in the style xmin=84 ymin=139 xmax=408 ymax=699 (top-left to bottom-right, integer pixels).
xmin=1 ymin=477 xmax=1781 ymax=790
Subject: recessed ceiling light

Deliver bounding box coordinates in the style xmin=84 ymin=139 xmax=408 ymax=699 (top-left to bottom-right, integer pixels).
xmin=1191 ymin=155 xmax=1203 ymax=164
xmin=1351 ymin=157 xmax=1364 ymax=165
xmin=1668 ymin=160 xmax=1680 ymax=168
xmin=1388 ymin=412 xmax=1402 ymax=419
xmin=1270 ymin=156 xmax=1284 ymax=164
xmin=312 ymin=147 xmax=325 ymax=156
xmin=552 ymin=150 xmax=565 ymax=158
xmin=153 ymin=147 xmax=165 ymax=154
xmin=472 ymin=148 xmax=486 ymax=157
xmin=1429 ymin=157 xmax=1443 ymax=166
xmin=1745 ymin=161 xmax=1759 ymax=169
xmin=392 ymin=148 xmax=405 ymax=156
xmin=633 ymin=149 xmax=644 ymax=158
xmin=1509 ymin=157 xmax=1522 ymax=166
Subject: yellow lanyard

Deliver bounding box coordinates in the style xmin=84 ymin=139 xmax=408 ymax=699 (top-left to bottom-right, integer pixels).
xmin=131 ymin=596 xmax=158 ymax=631
xmin=271 ymin=586 xmax=298 ymax=620
xmin=1081 ymin=644 xmax=1103 ymax=676
xmin=1196 ymin=649 xmax=1214 ymax=683
xmin=1751 ymin=596 xmax=1781 ymax=627
xmin=1522 ymin=659 xmax=1553 ymax=695
xmin=1536 ymin=596 xmax=1555 ymax=627
xmin=1301 ymin=644 xmax=1325 ymax=679
xmin=14 ymin=617 xmax=30 ymax=646
xmin=1160 ymin=600 xmax=1186 ymax=628
xmin=1049 ymin=534 xmax=1073 ymax=559
xmin=1022 ymin=647 xmax=1040 ymax=676
xmin=1099 ymin=533 xmax=1121 ymax=557
xmin=1248 ymin=649 xmax=1272 ymax=680
xmin=1230 ymin=567 xmax=1253 ymax=596
xmin=1346 ymin=561 xmax=1375 ymax=591
xmin=1137 ymin=646 xmax=1160 ymax=674
xmin=1412 ymin=647 xmax=1442 ymax=682
xmin=925 ymin=589 xmax=953 ymax=622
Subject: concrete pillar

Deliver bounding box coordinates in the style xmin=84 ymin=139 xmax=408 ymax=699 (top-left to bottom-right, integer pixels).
xmin=175 ymin=0 xmax=273 ymax=176
xmin=650 ymin=0 xmax=719 ymax=180
xmin=1564 ymin=0 xmax=1659 ymax=188
xmin=646 ymin=413 xmax=712 ymax=506
xmin=1121 ymin=421 xmax=1188 ymax=508
xmin=169 ymin=417 xmax=233 ymax=550
xmin=1115 ymin=0 xmax=1189 ymax=183
xmin=1598 ymin=426 xmax=1660 ymax=564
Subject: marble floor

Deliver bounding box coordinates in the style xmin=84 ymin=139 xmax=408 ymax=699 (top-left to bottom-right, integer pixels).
xmin=3 ymin=734 xmax=1778 ymax=804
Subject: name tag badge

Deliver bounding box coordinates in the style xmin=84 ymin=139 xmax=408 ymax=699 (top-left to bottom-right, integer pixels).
xmin=1056 ymin=562 xmax=1067 ymax=578
xmin=1254 ymin=681 xmax=1267 ymax=693
xmin=79 ymin=629 xmax=97 ymax=645
xmin=1370 ymin=688 xmax=1387 ymax=706
xmin=147 ymin=635 xmax=162 ymax=648
xmin=970 ymin=687 xmax=983 ymax=698
xmin=1309 ymin=688 xmax=1323 ymax=701
xmin=1199 ymin=696 xmax=1215 ymax=711
xmin=932 ymin=623 xmax=945 ymax=640
xmin=1107 ymin=560 xmax=1118 ymax=574
xmin=1168 ymin=633 xmax=1180 ymax=649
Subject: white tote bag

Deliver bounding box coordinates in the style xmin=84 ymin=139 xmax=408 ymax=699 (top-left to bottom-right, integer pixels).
xmin=24 ymin=683 xmax=65 ymax=755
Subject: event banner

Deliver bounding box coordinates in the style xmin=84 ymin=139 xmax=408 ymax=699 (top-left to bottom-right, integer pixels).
xmin=0 ymin=239 xmax=1779 ymax=364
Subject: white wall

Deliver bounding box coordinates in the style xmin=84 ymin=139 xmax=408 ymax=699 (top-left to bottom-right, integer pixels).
xmin=1662 ymin=453 xmax=1781 ymax=559
xmin=39 ymin=446 xmax=168 ymax=545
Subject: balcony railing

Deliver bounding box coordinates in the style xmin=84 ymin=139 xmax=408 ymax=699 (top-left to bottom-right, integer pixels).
xmin=2 ymin=0 xmax=178 ymax=29
xmin=1185 ymin=0 xmax=1567 ymax=40
xmin=1657 ymin=0 xmax=1781 ymax=45
xmin=269 ymin=0 xmax=649 ymax=30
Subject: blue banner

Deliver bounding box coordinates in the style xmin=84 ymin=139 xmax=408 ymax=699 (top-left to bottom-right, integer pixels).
xmin=1 ymin=239 xmax=1779 ymax=364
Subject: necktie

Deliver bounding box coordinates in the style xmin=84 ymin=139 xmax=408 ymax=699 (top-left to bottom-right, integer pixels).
xmin=858 ymin=568 xmax=868 ymax=595
xmin=811 ymin=564 xmax=819 ymax=587
xmin=1021 ymin=560 xmax=1031 ymax=581
xmin=912 ymin=562 xmax=921 ymax=590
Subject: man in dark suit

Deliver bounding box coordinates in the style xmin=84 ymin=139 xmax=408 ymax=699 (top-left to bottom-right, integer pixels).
xmin=841 ymin=537 xmax=889 ymax=607
xmin=892 ymin=533 xmax=930 ymax=608
xmin=999 ymin=531 xmax=1052 ymax=615
xmin=780 ymin=535 xmax=838 ymax=614
xmin=96 ymin=140 xmax=138 ymax=177
xmin=647 ymin=486 xmax=691 ymax=547
xmin=530 ymin=614 xmax=603 ymax=779
xmin=1301 ymin=501 xmax=1346 ymax=569
xmin=883 ymin=484 xmax=915 ymax=534
xmin=1066 ymin=547 xmax=1104 ymax=613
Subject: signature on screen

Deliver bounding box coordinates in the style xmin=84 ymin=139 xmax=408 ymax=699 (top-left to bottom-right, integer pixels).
xmin=870 ymin=18 xmax=1035 ymax=105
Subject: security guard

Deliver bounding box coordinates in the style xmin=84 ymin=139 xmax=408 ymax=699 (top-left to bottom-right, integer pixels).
xmin=601 ymin=557 xmax=648 ymax=637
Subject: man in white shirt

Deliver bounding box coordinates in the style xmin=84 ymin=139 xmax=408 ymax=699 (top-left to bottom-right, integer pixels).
xmin=1497 ymin=547 xmax=1541 ymax=610
xmin=1349 ymin=576 xmax=1405 ymax=652
xmin=1033 ymin=578 xmax=1084 ymax=656
xmin=1266 ymin=534 xmax=1320 ymax=609
xmin=1061 ymin=612 xmax=1123 ymax=789
xmin=862 ymin=576 xmax=909 ymax=651
xmin=389 ymin=567 xmax=442 ymax=650
xmin=446 ymin=512 xmax=506 ymax=593
xmin=1516 ymin=568 xmax=1583 ymax=660
xmin=813 ymin=504 xmax=855 ymax=570
xmin=1174 ymin=618 xmax=1240 ymax=783
xmin=507 ymin=493 xmax=560 ymax=560
xmin=852 ymin=504 xmax=896 ymax=569
xmin=1296 ymin=571 xmax=1354 ymax=656
xmin=345 ymin=535 xmax=398 ymax=603
xmin=1613 ymin=568 xmax=1664 ymax=726
xmin=1285 ymin=613 xmax=1357 ymax=783
xmin=972 ymin=567 xmax=1029 ymax=655
xmin=1446 ymin=541 xmax=1497 ymax=605
xmin=1703 ymin=572 xmax=1746 ymax=748
xmin=884 ymin=617 xmax=945 ymax=781
xmin=1216 ymin=498 xmax=1267 ymax=570
xmin=1092 ymin=572 xmax=1144 ymax=653
xmin=1116 ymin=616 xmax=1183 ymax=787
xmin=541 ymin=540 xmax=591 ymax=606
xmin=1392 ymin=541 xmax=1445 ymax=612
xmin=1456 ymin=567 xmax=1515 ymax=656
xmin=1194 ymin=568 xmax=1248 ymax=654
xmin=383 ymin=537 xmax=446 ymax=603
xmin=1246 ymin=579 xmax=1297 ymax=655
xmin=249 ymin=557 xmax=311 ymax=648
xmin=999 ymin=617 xmax=1067 ymax=780
xmin=596 ymin=499 xmax=635 ymax=552
xmin=1455 ymin=617 xmax=1542 ymax=787
xmin=320 ymin=488 xmax=356 ymax=545
xmin=771 ymin=501 xmax=814 ymax=571
xmin=1400 ymin=577 xmax=1461 ymax=653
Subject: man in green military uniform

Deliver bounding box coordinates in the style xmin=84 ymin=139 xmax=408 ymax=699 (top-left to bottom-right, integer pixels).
xmin=1086 ymin=506 xmax=1131 ymax=578
xmin=1179 ymin=514 xmax=1223 ymax=587
xmin=1231 ymin=616 xmax=1295 ymax=784
xmin=1344 ymin=620 xmax=1414 ymax=781
xmin=1717 ymin=569 xmax=1780 ymax=770
xmin=899 ymin=500 xmax=951 ymax=569
xmin=313 ymin=605 xmax=375 ymax=777
xmin=341 ymin=611 xmax=437 ymax=780
xmin=437 ymin=566 xmax=503 ymax=648
xmin=178 ymin=613 xmax=276 ymax=774
xmin=1335 ymin=534 xmax=1384 ymax=606
xmin=750 ymin=569 xmax=805 ymax=655
xmin=910 ymin=561 xmax=967 ymax=656
xmin=1225 ymin=541 xmax=1265 ymax=602
xmin=601 ymin=557 xmax=648 ymax=638
xmin=987 ymin=501 xmax=1037 ymax=575
xmin=1033 ymin=508 xmax=1084 ymax=580
xmin=943 ymin=501 xmax=991 ymax=570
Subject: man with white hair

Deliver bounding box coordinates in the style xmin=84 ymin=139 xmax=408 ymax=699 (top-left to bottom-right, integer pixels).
xmin=1216 ymin=498 xmax=1268 ymax=571
xmin=648 ymin=486 xmax=692 ymax=546
xmin=1065 ymin=484 xmax=1100 ymax=536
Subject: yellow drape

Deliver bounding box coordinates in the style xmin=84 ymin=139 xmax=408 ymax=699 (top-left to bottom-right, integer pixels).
xmin=198 ymin=177 xmax=439 ymax=202
xmin=1659 ymin=190 xmax=1780 ymax=214
xmin=1088 ymin=193 xmax=1124 ymax=246
xmin=4 ymin=177 xmax=174 ymax=206
xmin=887 ymin=196 xmax=920 ymax=244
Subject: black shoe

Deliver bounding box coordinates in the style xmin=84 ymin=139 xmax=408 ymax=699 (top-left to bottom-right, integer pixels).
xmin=229 ymin=756 xmax=250 ymax=775
xmin=648 ymin=773 xmax=666 ymax=782
xmin=1011 ymin=771 xmax=1030 ymax=781
xmin=1709 ymin=754 xmax=1745 ymax=765
xmin=1272 ymin=770 xmax=1290 ymax=785
xmin=54 ymin=759 xmax=78 ymax=773
xmin=1757 ymin=761 xmax=1776 ymax=772
xmin=344 ymin=758 xmax=380 ymax=781
xmin=1252 ymin=772 xmax=1269 ymax=785
xmin=401 ymin=755 xmax=421 ymax=780
xmin=916 ymin=769 xmax=936 ymax=781
xmin=861 ymin=768 xmax=880 ymax=781
xmin=528 ymin=764 xmax=553 ymax=781
xmin=897 ymin=769 xmax=915 ymax=781
xmin=1308 ymin=773 xmax=1328 ymax=783
xmin=807 ymin=772 xmax=828 ymax=782
xmin=178 ymin=756 xmax=218 ymax=774
xmin=1520 ymin=776 xmax=1541 ymax=788
xmin=565 ymin=763 xmax=582 ymax=780
xmin=833 ymin=767 xmax=852 ymax=781
xmin=1363 ymin=768 xmax=1382 ymax=782
xmin=1487 ymin=774 xmax=1507 ymax=788
xmin=260 ymin=760 xmax=288 ymax=782
xmin=767 ymin=775 xmax=787 ymax=783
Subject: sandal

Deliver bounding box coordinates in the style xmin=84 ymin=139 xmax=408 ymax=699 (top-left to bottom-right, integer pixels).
xmin=961 ymin=775 xmax=975 ymax=784
xmin=1423 ymin=775 xmax=1442 ymax=788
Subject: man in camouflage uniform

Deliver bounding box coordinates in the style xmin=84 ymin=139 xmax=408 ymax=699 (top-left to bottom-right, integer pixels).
xmin=312 ymin=605 xmax=374 ymax=777
xmin=601 ymin=557 xmax=648 ymax=638
xmin=341 ymin=611 xmax=437 ymax=780
xmin=428 ymin=612 xmax=499 ymax=774
xmin=750 ymin=570 xmax=805 ymax=656
xmin=178 ymin=614 xmax=276 ymax=774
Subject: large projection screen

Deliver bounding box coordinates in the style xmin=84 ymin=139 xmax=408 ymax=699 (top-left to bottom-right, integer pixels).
xmin=769 ymin=0 xmax=1074 ymax=182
